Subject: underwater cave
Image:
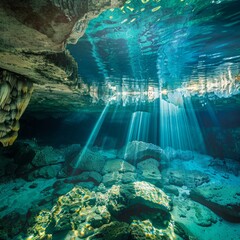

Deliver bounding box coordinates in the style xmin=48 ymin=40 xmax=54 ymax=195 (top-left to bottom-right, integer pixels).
xmin=0 ymin=0 xmax=240 ymax=239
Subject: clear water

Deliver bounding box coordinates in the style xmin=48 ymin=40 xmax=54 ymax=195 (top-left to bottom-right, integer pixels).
xmin=68 ymin=0 xmax=240 ymax=103
xmin=1 ymin=0 xmax=240 ymax=239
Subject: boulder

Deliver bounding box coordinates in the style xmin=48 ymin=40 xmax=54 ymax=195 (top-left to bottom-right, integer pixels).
xmin=107 ymin=181 xmax=171 ymax=214
xmin=174 ymin=198 xmax=218 ymax=227
xmin=102 ymin=159 xmax=135 ymax=174
xmin=102 ymin=171 xmax=137 ymax=187
xmin=28 ymin=181 xmax=175 ymax=240
xmin=89 ymin=221 xmax=130 ymax=240
xmin=76 ymin=182 xmax=96 ymax=190
xmin=121 ymin=172 xmax=137 ymax=184
xmin=164 ymin=169 xmax=210 ymax=188
xmin=71 ymin=149 xmax=106 ymax=173
xmin=129 ymin=219 xmax=174 ymax=240
xmin=190 ymin=183 xmax=240 ymax=222
xmin=32 ymin=146 xmax=64 ymax=167
xmin=28 ymin=187 xmax=109 ymax=238
xmin=193 ymin=203 xmax=218 ymax=227
xmin=102 ymin=171 xmax=122 ymax=187
xmin=163 ymin=185 xmax=179 ymax=197
xmin=61 ymin=144 xmax=81 ymax=163
xmin=53 ymin=182 xmax=75 ymax=196
xmin=28 ymin=164 xmax=62 ymax=179
xmin=137 ymin=159 xmax=161 ymax=185
xmin=64 ymin=171 xmax=102 ymax=185
xmin=123 ymin=141 xmax=166 ymax=165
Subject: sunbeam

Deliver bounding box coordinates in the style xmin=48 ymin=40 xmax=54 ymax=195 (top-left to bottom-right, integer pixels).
xmin=159 ymin=92 xmax=206 ymax=152
xmin=126 ymin=111 xmax=150 ymax=143
xmin=75 ymin=103 xmax=110 ymax=167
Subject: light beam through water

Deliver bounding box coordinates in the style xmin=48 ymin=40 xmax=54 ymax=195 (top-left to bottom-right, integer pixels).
xmin=75 ymin=103 xmax=110 ymax=167
xmin=126 ymin=111 xmax=150 ymax=143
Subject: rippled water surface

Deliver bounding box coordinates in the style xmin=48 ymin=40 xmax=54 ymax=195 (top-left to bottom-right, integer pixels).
xmin=69 ymin=0 xmax=240 ymax=102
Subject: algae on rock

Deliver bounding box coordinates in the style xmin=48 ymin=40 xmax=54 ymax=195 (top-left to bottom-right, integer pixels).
xmin=27 ymin=182 xmax=178 ymax=240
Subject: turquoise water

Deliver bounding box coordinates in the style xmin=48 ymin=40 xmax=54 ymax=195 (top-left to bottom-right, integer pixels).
xmin=69 ymin=0 xmax=240 ymax=92
xmin=0 ymin=0 xmax=240 ymax=239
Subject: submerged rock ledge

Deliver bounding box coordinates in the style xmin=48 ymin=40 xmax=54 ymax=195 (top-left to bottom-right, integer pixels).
xmin=26 ymin=182 xmax=175 ymax=240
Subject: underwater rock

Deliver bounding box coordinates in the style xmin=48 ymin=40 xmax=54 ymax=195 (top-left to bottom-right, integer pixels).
xmin=193 ymin=204 xmax=218 ymax=227
xmin=173 ymin=222 xmax=197 ymax=240
xmin=53 ymin=182 xmax=75 ymax=196
xmin=51 ymin=0 xmax=127 ymax=45
xmin=102 ymin=159 xmax=136 ymax=174
xmin=29 ymin=187 xmax=109 ymax=238
xmin=174 ymin=198 xmax=218 ymax=227
xmin=0 ymin=131 xmax=18 ymax=147
xmin=137 ymin=159 xmax=162 ymax=186
xmin=28 ymin=164 xmax=62 ymax=180
xmin=102 ymin=171 xmax=122 ymax=187
xmin=27 ymin=181 xmax=176 ymax=240
xmin=163 ymin=185 xmax=179 ymax=197
xmin=76 ymin=181 xmax=96 ymax=190
xmin=15 ymin=163 xmax=35 ymax=179
xmin=71 ymin=149 xmax=106 ymax=173
xmin=32 ymin=146 xmax=64 ymax=167
xmin=123 ymin=141 xmax=166 ymax=165
xmin=209 ymin=158 xmax=240 ymax=176
xmin=102 ymin=159 xmax=137 ymax=187
xmin=102 ymin=171 xmax=137 ymax=187
xmin=129 ymin=219 xmax=175 ymax=240
xmin=121 ymin=172 xmax=138 ymax=184
xmin=163 ymin=169 xmax=210 ymax=188
xmin=88 ymin=221 xmax=130 ymax=240
xmin=61 ymin=144 xmax=82 ymax=163
xmin=107 ymin=181 xmax=171 ymax=215
xmin=29 ymin=183 xmax=38 ymax=189
xmin=64 ymin=171 xmax=102 ymax=185
xmin=190 ymin=184 xmax=240 ymax=222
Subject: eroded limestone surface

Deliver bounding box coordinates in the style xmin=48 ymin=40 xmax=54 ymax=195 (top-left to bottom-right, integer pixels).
xmin=28 ymin=182 xmax=175 ymax=240
xmin=0 ymin=70 xmax=33 ymax=146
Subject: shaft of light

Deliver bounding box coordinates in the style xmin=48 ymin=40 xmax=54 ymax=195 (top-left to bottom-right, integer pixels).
xmin=76 ymin=103 xmax=109 ymax=166
xmin=159 ymin=93 xmax=206 ymax=152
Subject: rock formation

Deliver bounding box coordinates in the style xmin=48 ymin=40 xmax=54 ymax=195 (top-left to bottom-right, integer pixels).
xmin=0 ymin=70 xmax=33 ymax=146
xmin=27 ymin=182 xmax=176 ymax=240
xmin=0 ymin=0 xmax=126 ymax=146
xmin=190 ymin=183 xmax=240 ymax=222
xmin=1 ymin=140 xmax=240 ymax=239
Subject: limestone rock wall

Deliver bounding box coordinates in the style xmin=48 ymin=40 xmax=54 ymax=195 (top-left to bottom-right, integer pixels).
xmin=0 ymin=0 xmax=126 ymax=146
xmin=0 ymin=0 xmax=126 ymax=79
xmin=0 ymin=70 xmax=33 ymax=147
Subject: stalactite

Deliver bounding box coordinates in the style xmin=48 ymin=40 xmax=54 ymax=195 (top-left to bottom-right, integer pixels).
xmin=0 ymin=69 xmax=33 ymax=147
